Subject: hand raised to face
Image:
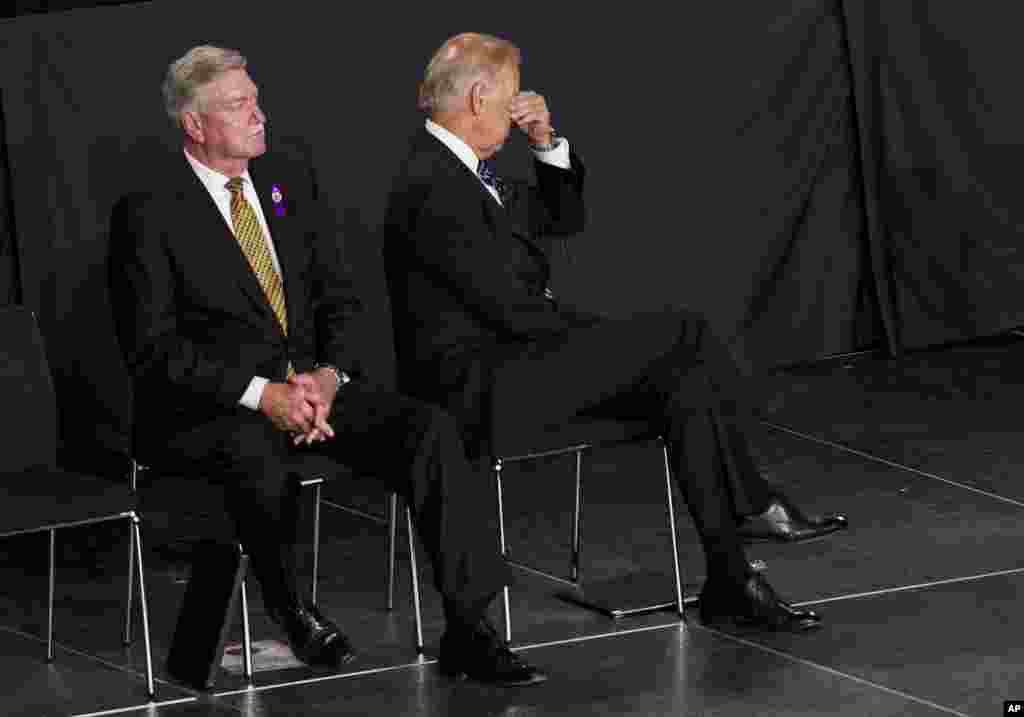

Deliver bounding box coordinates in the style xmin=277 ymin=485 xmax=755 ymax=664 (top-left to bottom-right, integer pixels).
xmin=510 ymin=90 xmax=554 ymax=147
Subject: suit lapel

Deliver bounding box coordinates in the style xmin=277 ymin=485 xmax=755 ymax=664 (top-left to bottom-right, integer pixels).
xmin=420 ymin=129 xmax=547 ymax=274
xmin=417 ymin=129 xmax=505 ymax=236
xmin=173 ymin=160 xmax=276 ymax=322
xmin=502 ymin=184 xmax=537 ymax=247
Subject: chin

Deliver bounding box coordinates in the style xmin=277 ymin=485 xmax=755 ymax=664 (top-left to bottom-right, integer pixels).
xmin=248 ymin=131 xmax=267 ymax=154
xmin=480 ymin=143 xmax=503 ymax=160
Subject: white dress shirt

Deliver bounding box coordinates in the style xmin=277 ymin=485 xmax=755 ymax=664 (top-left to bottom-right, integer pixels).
xmin=184 ymin=150 xmax=280 ymax=410
xmin=423 ymin=119 xmax=571 ymax=206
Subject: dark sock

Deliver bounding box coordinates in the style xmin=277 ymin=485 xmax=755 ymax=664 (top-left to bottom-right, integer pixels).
xmin=703 ymin=540 xmax=751 ymax=588
xmin=443 ymin=592 xmax=497 ymax=633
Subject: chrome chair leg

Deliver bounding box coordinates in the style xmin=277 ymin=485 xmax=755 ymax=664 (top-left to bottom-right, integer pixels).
xmin=131 ymin=514 xmax=156 ymax=697
xmin=494 ymin=459 xmax=512 ymax=644
xmin=239 ymin=547 xmax=254 ymax=683
xmin=311 ymin=482 xmax=322 ymax=607
xmin=386 ymin=493 xmax=398 ymax=610
xmin=46 ymin=528 xmax=55 ymax=663
xmin=571 ymin=449 xmax=584 ymax=584
xmin=405 ymin=506 xmax=424 ymax=653
xmin=661 ymin=439 xmax=685 ymax=618
xmin=124 ymin=515 xmax=135 ymax=645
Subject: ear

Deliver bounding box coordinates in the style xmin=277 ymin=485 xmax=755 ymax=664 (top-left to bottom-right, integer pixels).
xmin=469 ymin=80 xmax=488 ymax=117
xmin=181 ymin=110 xmax=204 ymax=144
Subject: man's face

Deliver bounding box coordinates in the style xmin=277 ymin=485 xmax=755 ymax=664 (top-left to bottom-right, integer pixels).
xmin=192 ymin=68 xmax=266 ymax=164
xmin=475 ymin=63 xmax=520 ymax=159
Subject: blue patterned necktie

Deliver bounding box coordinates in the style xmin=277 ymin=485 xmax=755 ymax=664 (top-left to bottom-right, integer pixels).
xmin=477 ymin=159 xmax=508 ymax=205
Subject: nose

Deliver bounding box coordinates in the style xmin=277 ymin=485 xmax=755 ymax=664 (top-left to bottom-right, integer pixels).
xmin=253 ymin=104 xmax=267 ymax=125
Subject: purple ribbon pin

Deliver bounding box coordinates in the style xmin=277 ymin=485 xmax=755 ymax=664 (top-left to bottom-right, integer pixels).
xmin=271 ymin=184 xmax=286 ymax=217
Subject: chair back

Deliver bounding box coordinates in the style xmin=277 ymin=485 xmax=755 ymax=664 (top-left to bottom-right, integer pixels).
xmin=0 ymin=306 xmax=57 ymax=471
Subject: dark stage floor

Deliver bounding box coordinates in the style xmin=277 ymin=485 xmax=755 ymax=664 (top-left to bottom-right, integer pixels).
xmin=5 ymin=337 xmax=1024 ymax=716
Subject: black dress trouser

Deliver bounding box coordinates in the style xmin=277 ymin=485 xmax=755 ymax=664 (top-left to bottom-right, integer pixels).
xmin=489 ymin=307 xmax=775 ymax=584
xmin=155 ymin=384 xmax=509 ymax=624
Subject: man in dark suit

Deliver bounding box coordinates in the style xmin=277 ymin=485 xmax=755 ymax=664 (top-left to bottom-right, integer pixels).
xmin=108 ymin=45 xmax=545 ymax=686
xmin=383 ymin=33 xmax=847 ymax=632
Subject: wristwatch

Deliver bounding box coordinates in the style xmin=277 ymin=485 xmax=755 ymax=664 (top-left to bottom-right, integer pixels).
xmin=313 ymin=363 xmax=350 ymax=392
xmin=529 ymin=130 xmax=561 ymax=152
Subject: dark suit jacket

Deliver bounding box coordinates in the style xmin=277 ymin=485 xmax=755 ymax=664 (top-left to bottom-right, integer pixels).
xmin=108 ymin=142 xmax=363 ymax=459
xmin=382 ymin=128 xmax=589 ymax=451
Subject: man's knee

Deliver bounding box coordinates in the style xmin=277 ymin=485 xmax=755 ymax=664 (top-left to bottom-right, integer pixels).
xmin=413 ymin=402 xmax=460 ymax=442
xmin=215 ymin=412 xmax=283 ymax=459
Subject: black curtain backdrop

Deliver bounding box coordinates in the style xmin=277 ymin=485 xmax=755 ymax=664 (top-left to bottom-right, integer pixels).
xmin=845 ymin=1 xmax=1024 ymax=352
xmin=0 ymin=96 xmax=20 ymax=306
xmin=0 ymin=0 xmax=936 ymax=473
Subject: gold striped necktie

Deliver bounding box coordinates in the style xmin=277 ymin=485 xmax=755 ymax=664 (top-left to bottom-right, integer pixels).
xmin=226 ymin=176 xmax=294 ymax=378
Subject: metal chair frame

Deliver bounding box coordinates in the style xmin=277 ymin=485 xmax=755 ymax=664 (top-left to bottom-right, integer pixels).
xmin=0 ymin=510 xmax=155 ymax=697
xmin=320 ymin=493 xmax=424 ymax=653
xmin=132 ymin=460 xmax=423 ymax=683
xmin=492 ymin=434 xmax=685 ymax=643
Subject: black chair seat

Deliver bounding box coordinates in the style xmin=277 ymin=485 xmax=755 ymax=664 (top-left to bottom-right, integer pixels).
xmin=0 ymin=467 xmax=136 ymax=536
xmin=293 ymin=452 xmax=342 ymax=482
xmin=493 ymin=418 xmax=657 ymax=460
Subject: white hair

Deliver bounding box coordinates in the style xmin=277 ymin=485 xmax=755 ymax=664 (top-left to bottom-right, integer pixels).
xmin=417 ymin=33 xmax=520 ymax=114
xmin=162 ymin=45 xmax=247 ymax=122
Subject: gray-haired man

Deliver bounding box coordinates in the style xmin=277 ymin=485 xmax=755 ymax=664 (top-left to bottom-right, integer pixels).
xmin=109 ymin=45 xmax=545 ymax=685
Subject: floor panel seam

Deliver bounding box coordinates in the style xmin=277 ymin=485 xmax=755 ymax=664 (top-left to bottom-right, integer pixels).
xmin=209 ymin=622 xmax=690 ymax=699
xmin=692 ymin=623 xmax=971 ymax=716
xmin=792 ymin=566 xmax=1024 ymax=607
xmin=762 ymin=420 xmax=1024 ymax=509
xmin=0 ymin=621 xmax=181 ymax=693
xmin=69 ymin=697 xmax=197 ymax=717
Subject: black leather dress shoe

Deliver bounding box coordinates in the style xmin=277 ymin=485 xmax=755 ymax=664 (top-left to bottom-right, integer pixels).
xmin=736 ymin=494 xmax=848 ymax=543
xmin=274 ymin=603 xmax=356 ymax=668
xmin=439 ymin=618 xmax=548 ymax=686
xmin=699 ymin=571 xmax=822 ymax=632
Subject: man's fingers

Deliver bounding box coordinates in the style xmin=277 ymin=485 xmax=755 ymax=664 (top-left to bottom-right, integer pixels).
xmin=316 ymin=418 xmax=335 ymax=439
xmin=511 ymin=103 xmax=547 ymax=119
xmin=513 ymin=110 xmax=551 ymax=130
xmin=510 ymin=97 xmax=547 ymax=118
xmin=292 ymin=404 xmax=314 ymax=433
xmin=312 ymin=402 xmax=335 ymax=439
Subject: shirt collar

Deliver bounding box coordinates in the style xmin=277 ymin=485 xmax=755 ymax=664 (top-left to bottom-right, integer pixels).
xmin=424 ymin=118 xmax=480 ymax=175
xmin=184 ymin=148 xmax=254 ymax=195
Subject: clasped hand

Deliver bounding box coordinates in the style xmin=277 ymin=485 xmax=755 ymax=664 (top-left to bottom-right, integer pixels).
xmin=258 ymin=368 xmax=338 ymax=445
xmin=510 ymin=90 xmax=554 ymax=147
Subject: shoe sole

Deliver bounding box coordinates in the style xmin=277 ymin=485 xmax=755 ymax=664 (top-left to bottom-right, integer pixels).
xmin=300 ymin=646 xmax=358 ymax=669
xmin=700 ymin=614 xmax=824 ymax=632
xmin=739 ymin=523 xmax=847 ymax=545
xmin=439 ymin=665 xmax=549 ymax=687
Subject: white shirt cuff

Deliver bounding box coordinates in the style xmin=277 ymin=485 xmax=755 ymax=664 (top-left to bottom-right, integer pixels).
xmin=532 ymin=137 xmax=571 ymax=170
xmin=240 ymin=376 xmax=269 ymax=411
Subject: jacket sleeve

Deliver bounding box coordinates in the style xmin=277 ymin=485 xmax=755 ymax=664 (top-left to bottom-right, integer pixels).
xmin=309 ymin=206 xmax=368 ymax=380
xmin=530 ymin=150 xmax=587 ymax=237
xmin=108 ymin=194 xmax=254 ymax=409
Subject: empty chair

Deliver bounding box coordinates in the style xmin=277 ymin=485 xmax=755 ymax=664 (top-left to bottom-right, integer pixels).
xmin=0 ymin=306 xmax=154 ymax=697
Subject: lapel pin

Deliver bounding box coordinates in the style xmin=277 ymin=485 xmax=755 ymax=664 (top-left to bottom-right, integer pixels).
xmin=271 ymin=184 xmax=286 ymax=217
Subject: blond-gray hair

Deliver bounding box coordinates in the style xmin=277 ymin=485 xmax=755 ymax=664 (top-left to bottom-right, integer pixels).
xmin=418 ymin=33 xmax=520 ymax=114
xmin=162 ymin=45 xmax=247 ymax=122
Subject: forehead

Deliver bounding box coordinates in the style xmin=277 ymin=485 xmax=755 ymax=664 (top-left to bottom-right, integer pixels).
xmin=206 ymin=68 xmax=258 ymax=100
xmin=497 ymin=63 xmax=519 ymax=91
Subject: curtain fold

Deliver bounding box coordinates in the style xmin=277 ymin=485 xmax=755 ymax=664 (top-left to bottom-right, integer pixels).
xmin=0 ymin=96 xmax=22 ymax=306
xmin=842 ymin=0 xmax=1024 ymax=352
